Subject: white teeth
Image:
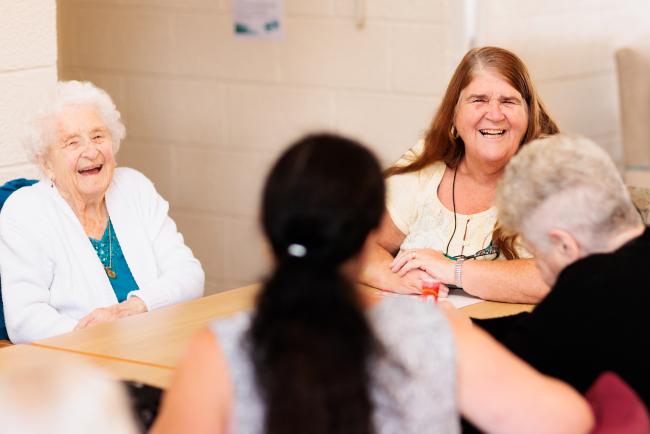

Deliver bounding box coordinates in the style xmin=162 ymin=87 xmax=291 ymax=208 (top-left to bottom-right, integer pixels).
xmin=479 ymin=129 xmax=506 ymax=136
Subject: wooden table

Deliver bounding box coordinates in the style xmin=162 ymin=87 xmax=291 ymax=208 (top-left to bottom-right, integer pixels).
xmin=1 ymin=284 xmax=533 ymax=388
xmin=0 ymin=344 xmax=173 ymax=388
xmin=34 ymin=284 xmax=260 ymax=368
xmin=461 ymin=299 xmax=534 ymax=319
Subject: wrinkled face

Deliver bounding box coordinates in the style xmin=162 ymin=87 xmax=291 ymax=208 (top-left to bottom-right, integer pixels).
xmin=454 ymin=69 xmax=529 ymax=169
xmin=43 ymin=104 xmax=116 ymax=204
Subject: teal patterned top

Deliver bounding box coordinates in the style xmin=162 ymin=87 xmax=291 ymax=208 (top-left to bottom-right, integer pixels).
xmin=89 ymin=219 xmax=139 ymax=302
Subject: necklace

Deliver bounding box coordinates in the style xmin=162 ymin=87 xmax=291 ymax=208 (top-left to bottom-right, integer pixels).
xmin=104 ymin=221 xmax=117 ymax=279
xmin=444 ymin=163 xmax=459 ymax=257
xmin=91 ymin=220 xmax=117 ymax=279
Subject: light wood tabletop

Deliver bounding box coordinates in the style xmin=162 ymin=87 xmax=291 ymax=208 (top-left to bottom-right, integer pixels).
xmin=0 ymin=344 xmax=173 ymax=388
xmin=362 ymin=286 xmax=534 ymax=320
xmin=34 ymin=284 xmax=532 ymax=364
xmin=461 ymin=299 xmax=534 ymax=319
xmin=34 ymin=283 xmax=261 ymax=368
xmin=0 ymin=283 xmax=533 ymax=388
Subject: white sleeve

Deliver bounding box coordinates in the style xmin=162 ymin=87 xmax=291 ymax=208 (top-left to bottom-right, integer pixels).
xmin=0 ymin=209 xmax=77 ymax=343
xmin=385 ymin=141 xmax=426 ymax=234
xmin=385 ymin=171 xmax=421 ymax=234
xmin=392 ymin=140 xmax=424 ymax=168
xmin=126 ymin=178 xmax=205 ymax=310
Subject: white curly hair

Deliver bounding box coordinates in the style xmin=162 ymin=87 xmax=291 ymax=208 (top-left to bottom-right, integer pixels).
xmin=23 ymin=80 xmax=126 ymax=168
xmin=0 ymin=359 xmax=139 ymax=434
xmin=496 ymin=134 xmax=642 ymax=253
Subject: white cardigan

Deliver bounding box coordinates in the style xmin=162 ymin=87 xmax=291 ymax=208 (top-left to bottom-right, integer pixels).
xmin=0 ymin=167 xmax=204 ymax=343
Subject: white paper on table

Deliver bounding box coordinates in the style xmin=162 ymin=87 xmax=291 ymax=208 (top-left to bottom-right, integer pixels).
xmin=445 ymin=288 xmax=484 ymax=308
xmin=373 ymin=288 xmax=484 ymax=309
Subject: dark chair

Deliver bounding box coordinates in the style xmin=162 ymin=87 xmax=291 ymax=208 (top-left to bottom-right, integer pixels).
xmin=0 ymin=178 xmax=39 ymax=342
xmin=586 ymin=372 xmax=649 ymax=434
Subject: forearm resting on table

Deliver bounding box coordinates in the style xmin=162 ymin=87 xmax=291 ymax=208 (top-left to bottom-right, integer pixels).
xmin=358 ymin=242 xmax=396 ymax=290
xmin=461 ymin=258 xmax=549 ymax=304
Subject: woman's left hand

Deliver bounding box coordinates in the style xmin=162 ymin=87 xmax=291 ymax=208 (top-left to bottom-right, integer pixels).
xmin=75 ymin=296 xmax=148 ymax=330
xmin=390 ymin=248 xmax=455 ymax=284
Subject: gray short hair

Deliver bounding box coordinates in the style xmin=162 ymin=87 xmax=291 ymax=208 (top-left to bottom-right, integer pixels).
xmin=496 ymin=134 xmax=641 ymax=253
xmin=0 ymin=360 xmax=138 ymax=434
xmin=23 ymin=80 xmax=126 ymax=165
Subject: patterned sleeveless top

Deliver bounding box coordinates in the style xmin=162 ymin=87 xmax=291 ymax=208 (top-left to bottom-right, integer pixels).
xmin=209 ymin=296 xmax=460 ymax=434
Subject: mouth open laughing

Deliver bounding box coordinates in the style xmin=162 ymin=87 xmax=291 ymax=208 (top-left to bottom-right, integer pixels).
xmin=77 ymin=164 xmax=103 ymax=176
xmin=479 ymin=129 xmax=506 ymax=137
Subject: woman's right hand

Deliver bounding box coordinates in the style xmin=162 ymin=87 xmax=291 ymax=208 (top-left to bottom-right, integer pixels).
xmin=390 ymin=248 xmax=455 ymax=285
xmin=359 ymin=212 xmax=447 ymax=298
xmin=382 ymin=268 xmax=437 ymax=295
xmin=75 ymin=297 xmax=147 ymax=330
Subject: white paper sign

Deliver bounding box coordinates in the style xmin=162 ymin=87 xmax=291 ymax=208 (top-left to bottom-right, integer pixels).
xmin=233 ymin=0 xmax=283 ymax=40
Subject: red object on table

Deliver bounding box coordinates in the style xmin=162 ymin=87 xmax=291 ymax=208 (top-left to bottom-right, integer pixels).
xmin=422 ymin=279 xmax=440 ymax=303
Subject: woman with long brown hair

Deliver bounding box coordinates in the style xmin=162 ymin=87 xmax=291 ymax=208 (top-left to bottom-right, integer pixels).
xmin=360 ymin=46 xmax=558 ymax=303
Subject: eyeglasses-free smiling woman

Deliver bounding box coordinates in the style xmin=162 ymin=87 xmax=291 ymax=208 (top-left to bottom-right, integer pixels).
xmin=0 ymin=81 xmax=204 ymax=343
xmin=360 ymin=46 xmax=559 ymax=304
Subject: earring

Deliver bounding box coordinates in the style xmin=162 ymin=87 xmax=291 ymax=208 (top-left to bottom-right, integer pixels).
xmin=450 ymin=125 xmax=459 ymax=139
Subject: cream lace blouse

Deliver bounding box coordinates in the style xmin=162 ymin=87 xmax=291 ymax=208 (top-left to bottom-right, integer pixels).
xmin=386 ymin=141 xmax=530 ymax=259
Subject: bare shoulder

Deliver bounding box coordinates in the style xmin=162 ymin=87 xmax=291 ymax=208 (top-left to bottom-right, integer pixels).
xmin=152 ymin=328 xmax=233 ymax=434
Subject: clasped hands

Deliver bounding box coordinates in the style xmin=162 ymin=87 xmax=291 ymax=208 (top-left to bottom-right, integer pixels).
xmin=388 ymin=248 xmax=454 ymax=296
xmin=74 ymin=296 xmax=148 ymax=331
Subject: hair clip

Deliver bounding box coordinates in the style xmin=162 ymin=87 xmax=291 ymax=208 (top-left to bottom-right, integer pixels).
xmin=287 ymin=243 xmax=307 ymax=257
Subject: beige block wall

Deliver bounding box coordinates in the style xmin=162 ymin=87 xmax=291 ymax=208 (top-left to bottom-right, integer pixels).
xmin=58 ymin=0 xmax=460 ymax=294
xmin=0 ymin=1 xmax=57 ymax=183
xmin=475 ymin=0 xmax=650 ymax=165
xmin=58 ymin=0 xmax=650 ymax=294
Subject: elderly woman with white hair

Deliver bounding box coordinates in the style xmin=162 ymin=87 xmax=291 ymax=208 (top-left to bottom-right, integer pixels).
xmin=474 ymin=134 xmax=649 ymax=406
xmin=0 ymin=81 xmax=204 ymax=343
xmin=0 ymin=360 xmax=139 ymax=434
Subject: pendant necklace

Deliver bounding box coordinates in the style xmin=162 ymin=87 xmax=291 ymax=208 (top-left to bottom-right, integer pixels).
xmin=104 ymin=221 xmax=117 ymax=279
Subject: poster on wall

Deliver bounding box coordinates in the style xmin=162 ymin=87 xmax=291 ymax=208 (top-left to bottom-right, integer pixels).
xmin=233 ymin=0 xmax=283 ymax=40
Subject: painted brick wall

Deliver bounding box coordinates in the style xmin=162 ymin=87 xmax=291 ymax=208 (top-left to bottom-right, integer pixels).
xmin=0 ymin=1 xmax=57 ymax=183
xmin=475 ymin=0 xmax=650 ymax=166
xmin=58 ymin=0 xmax=461 ymax=294
xmin=58 ymin=0 xmax=650 ymax=294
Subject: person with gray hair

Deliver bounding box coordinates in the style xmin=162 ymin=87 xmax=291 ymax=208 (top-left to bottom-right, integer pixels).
xmin=0 ymin=81 xmax=204 ymax=343
xmin=0 ymin=360 xmax=139 ymax=434
xmin=475 ymin=134 xmax=649 ymax=405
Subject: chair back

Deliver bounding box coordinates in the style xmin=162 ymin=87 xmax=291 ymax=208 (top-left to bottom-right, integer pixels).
xmin=628 ymin=186 xmax=650 ymax=224
xmin=0 ymin=178 xmax=39 ymax=341
xmin=586 ymin=372 xmax=650 ymax=434
xmin=616 ymin=43 xmax=650 ymax=187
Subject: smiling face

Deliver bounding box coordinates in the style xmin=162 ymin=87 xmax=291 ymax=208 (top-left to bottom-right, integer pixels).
xmin=42 ymin=104 xmax=116 ymax=206
xmin=454 ymin=69 xmax=529 ymax=170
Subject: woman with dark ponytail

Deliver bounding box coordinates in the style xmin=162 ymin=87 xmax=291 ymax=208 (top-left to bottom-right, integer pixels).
xmin=249 ymin=134 xmax=384 ymax=434
xmin=153 ymin=133 xmax=593 ymax=434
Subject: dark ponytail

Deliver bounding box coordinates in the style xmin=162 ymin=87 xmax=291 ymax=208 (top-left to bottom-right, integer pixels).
xmin=249 ymin=133 xmax=385 ymax=434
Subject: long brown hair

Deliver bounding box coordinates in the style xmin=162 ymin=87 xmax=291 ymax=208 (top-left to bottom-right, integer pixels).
xmin=386 ymin=46 xmax=559 ymax=259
